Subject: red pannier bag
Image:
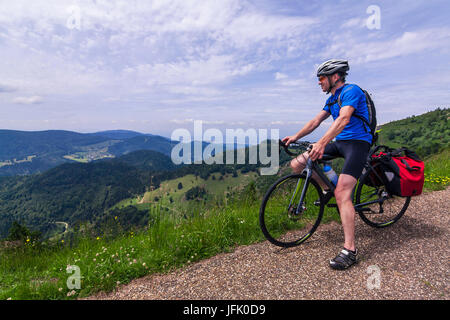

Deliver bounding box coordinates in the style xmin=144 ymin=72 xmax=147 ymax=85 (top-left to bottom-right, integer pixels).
xmin=370 ymin=146 xmax=425 ymax=197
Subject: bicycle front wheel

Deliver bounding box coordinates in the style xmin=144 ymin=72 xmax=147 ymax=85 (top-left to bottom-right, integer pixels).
xmin=355 ymin=163 xmax=410 ymax=228
xmin=259 ymin=174 xmax=325 ymax=247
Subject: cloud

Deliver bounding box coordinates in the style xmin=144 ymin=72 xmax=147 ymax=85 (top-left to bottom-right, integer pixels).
xmin=270 ymin=121 xmax=284 ymax=125
xmin=223 ymin=12 xmax=317 ymax=48
xmin=264 ymin=108 xmax=304 ymax=114
xmin=340 ymin=17 xmax=366 ymax=29
xmin=202 ymin=120 xmax=226 ymax=125
xmin=0 ymin=0 xmax=319 ymax=94
xmin=170 ymin=118 xmax=195 ymax=124
xmin=323 ymin=27 xmax=450 ymax=64
xmin=279 ymin=79 xmax=310 ymax=87
xmin=12 ymin=95 xmax=43 ymax=104
xmin=275 ymin=72 xmax=288 ymax=80
xmin=167 ymin=86 xmax=222 ymax=96
xmin=0 ymin=1 xmax=449 ymax=136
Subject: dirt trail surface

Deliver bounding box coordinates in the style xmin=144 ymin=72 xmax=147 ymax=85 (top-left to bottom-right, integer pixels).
xmin=86 ymin=187 xmax=449 ymax=300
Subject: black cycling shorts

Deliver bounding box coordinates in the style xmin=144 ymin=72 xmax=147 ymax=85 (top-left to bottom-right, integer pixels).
xmin=323 ymin=140 xmax=370 ymax=180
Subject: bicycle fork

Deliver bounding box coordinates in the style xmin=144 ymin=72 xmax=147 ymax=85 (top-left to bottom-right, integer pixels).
xmin=288 ymin=161 xmax=314 ymax=216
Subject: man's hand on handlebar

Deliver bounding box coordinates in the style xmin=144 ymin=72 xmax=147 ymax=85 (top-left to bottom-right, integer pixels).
xmin=281 ymin=136 xmax=298 ymax=147
xmin=308 ymin=142 xmax=326 ymax=161
xmin=279 ymin=138 xmax=320 ymax=158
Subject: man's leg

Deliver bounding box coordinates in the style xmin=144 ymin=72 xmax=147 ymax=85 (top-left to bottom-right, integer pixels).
xmin=328 ymin=173 xmax=359 ymax=270
xmin=334 ymin=173 xmax=358 ymax=251
xmin=328 ymin=140 xmax=369 ymax=270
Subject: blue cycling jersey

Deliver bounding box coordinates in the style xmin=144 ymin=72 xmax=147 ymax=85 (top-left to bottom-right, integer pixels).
xmin=323 ymin=84 xmax=372 ymax=144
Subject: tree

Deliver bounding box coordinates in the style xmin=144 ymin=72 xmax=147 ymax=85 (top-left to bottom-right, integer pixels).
xmin=185 ymin=186 xmax=207 ymax=200
xmin=7 ymin=221 xmax=41 ymax=242
xmin=387 ymin=131 xmax=396 ymax=140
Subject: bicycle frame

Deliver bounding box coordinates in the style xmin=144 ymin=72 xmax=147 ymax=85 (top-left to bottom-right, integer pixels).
xmin=291 ymin=157 xmax=388 ymax=215
xmin=353 ymin=161 xmax=390 ymax=212
xmin=288 ymin=158 xmax=334 ymax=215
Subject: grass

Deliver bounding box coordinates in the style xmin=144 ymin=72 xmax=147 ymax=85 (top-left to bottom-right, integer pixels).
xmin=0 ymin=199 xmax=264 ymax=300
xmin=423 ymin=148 xmax=450 ymax=191
xmin=111 ymin=169 xmax=258 ymax=212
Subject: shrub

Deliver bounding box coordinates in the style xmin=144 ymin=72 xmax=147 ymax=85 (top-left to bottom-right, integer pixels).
xmin=7 ymin=221 xmax=41 ymax=242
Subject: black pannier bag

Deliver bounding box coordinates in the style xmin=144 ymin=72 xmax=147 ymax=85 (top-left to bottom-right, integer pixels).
xmin=367 ymin=146 xmax=425 ymax=197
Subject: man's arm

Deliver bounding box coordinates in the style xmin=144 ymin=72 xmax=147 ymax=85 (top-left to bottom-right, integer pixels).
xmin=282 ymin=110 xmax=330 ymax=145
xmin=309 ymin=105 xmax=355 ymax=160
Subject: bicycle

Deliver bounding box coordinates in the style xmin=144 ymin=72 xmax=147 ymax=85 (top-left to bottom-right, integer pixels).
xmin=259 ymin=140 xmax=411 ymax=248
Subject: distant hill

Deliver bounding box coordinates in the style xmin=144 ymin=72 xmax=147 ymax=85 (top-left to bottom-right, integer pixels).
xmin=0 ymin=130 xmax=110 ymax=160
xmin=0 ymin=129 xmax=215 ymax=176
xmin=106 ymin=149 xmax=179 ymax=171
xmin=0 ymin=130 xmax=113 ymax=176
xmin=0 ymin=149 xmax=180 ymax=238
xmin=0 ymin=130 xmax=176 ymax=176
xmin=107 ymin=135 xmax=177 ymax=157
xmin=377 ymin=107 xmax=449 ymax=157
xmin=91 ymin=130 xmax=147 ymax=140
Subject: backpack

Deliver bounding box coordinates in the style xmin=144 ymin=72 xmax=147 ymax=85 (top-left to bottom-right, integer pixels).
xmin=337 ymin=84 xmax=378 ymax=145
xmin=369 ymin=146 xmax=425 ymax=197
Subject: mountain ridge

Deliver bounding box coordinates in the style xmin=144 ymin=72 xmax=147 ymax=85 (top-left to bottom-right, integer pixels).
xmin=0 ymin=129 xmax=176 ymax=176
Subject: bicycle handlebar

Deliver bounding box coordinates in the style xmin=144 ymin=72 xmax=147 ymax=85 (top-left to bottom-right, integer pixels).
xmin=279 ymin=139 xmax=312 ymax=156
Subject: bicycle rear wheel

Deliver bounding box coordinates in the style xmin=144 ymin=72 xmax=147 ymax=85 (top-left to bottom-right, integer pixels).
xmin=355 ymin=163 xmax=410 ymax=228
xmin=259 ymin=174 xmax=325 ymax=247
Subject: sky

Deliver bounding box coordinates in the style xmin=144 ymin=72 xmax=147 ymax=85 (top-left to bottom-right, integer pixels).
xmin=0 ymin=0 xmax=449 ymax=142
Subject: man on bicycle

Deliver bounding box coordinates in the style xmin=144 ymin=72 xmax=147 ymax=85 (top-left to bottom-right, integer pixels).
xmin=282 ymin=59 xmax=372 ymax=270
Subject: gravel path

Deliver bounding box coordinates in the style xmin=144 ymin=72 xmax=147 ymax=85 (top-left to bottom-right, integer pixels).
xmin=86 ymin=187 xmax=449 ymax=300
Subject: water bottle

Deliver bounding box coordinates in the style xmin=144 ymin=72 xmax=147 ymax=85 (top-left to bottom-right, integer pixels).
xmin=323 ymin=163 xmax=338 ymax=186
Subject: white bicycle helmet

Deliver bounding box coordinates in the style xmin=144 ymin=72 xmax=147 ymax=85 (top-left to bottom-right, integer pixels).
xmin=317 ymin=59 xmax=349 ymax=77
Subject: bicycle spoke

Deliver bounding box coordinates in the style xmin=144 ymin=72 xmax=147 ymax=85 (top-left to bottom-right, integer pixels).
xmin=356 ymin=163 xmax=410 ymax=227
xmin=260 ymin=174 xmax=324 ymax=247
